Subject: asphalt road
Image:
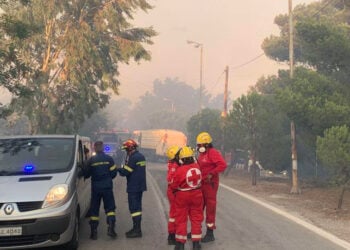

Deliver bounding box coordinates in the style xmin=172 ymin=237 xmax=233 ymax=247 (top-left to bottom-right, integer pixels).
xmin=74 ymin=162 xmax=348 ymax=250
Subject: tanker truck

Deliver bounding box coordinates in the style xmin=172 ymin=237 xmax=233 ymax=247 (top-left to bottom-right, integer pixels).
xmin=132 ymin=129 xmax=187 ymax=162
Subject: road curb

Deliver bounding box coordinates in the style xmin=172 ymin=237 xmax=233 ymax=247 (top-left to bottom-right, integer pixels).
xmin=147 ymin=171 xmax=169 ymax=223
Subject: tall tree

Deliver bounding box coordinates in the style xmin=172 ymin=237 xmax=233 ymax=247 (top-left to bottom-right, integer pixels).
xmin=262 ymin=0 xmax=350 ymax=84
xmin=255 ymin=67 xmax=350 ymax=177
xmin=261 ymin=0 xmax=350 ymax=178
xmin=228 ymin=92 xmax=261 ymax=185
xmin=317 ymin=125 xmax=350 ymax=209
xmin=186 ymin=108 xmax=222 ymax=147
xmin=0 ymin=0 xmax=156 ymax=134
xmin=226 ymin=90 xmax=291 ymax=174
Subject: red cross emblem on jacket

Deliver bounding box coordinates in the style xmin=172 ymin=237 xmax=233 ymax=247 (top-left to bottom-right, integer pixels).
xmin=186 ymin=168 xmax=201 ymax=188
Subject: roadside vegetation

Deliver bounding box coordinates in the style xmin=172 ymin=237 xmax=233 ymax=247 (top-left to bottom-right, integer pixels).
xmin=0 ymin=0 xmax=156 ymax=133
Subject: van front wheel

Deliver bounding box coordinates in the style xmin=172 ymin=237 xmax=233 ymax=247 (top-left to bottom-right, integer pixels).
xmin=64 ymin=213 xmax=79 ymax=250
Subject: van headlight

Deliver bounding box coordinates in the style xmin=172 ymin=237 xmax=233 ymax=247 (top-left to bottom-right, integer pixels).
xmin=42 ymin=184 xmax=68 ymax=208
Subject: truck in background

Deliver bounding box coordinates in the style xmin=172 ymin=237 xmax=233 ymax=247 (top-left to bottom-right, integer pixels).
xmin=132 ymin=129 xmax=187 ymax=162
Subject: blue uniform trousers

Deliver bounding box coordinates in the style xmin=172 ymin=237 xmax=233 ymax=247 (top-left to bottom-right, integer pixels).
xmin=90 ymin=188 xmax=116 ymax=227
xmin=128 ymin=192 xmax=143 ymax=222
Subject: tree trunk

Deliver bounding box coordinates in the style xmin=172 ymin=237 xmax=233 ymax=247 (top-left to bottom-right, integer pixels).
xmin=252 ymin=163 xmax=257 ymax=186
xmin=337 ymin=185 xmax=346 ymax=209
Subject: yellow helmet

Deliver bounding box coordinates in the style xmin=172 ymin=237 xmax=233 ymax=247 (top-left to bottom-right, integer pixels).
xmin=196 ymin=132 xmax=212 ymax=144
xmin=179 ymin=146 xmax=194 ymax=159
xmin=166 ymin=145 xmax=180 ymax=160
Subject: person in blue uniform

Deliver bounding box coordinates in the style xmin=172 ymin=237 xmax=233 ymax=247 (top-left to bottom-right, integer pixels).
xmin=117 ymin=139 xmax=147 ymax=238
xmin=84 ymin=141 xmax=118 ymax=240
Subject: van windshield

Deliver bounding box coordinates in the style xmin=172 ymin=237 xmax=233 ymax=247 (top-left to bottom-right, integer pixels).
xmin=0 ymin=138 xmax=75 ymax=175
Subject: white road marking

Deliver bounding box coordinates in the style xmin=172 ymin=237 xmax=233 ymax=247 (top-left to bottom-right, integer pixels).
xmin=220 ymin=183 xmax=350 ymax=250
xmin=147 ymin=171 xmax=169 ymax=222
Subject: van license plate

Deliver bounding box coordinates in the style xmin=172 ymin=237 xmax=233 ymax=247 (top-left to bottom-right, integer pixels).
xmin=0 ymin=227 xmax=22 ymax=236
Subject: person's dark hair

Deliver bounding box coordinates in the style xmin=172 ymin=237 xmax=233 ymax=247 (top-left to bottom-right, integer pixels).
xmin=181 ymin=157 xmax=195 ymax=165
xmin=94 ymin=141 xmax=104 ymax=153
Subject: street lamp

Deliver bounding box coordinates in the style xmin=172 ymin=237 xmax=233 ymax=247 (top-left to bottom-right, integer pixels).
xmin=187 ymin=40 xmax=203 ymax=112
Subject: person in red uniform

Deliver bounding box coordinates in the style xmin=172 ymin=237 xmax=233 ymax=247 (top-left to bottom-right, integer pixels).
xmin=196 ymin=131 xmax=227 ymax=243
xmin=166 ymin=145 xmax=181 ymax=245
xmin=171 ymin=146 xmax=203 ymax=250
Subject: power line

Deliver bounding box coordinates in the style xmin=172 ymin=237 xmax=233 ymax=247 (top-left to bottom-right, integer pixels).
xmin=312 ymin=0 xmax=337 ymax=18
xmin=205 ymin=53 xmax=264 ymax=95
xmin=208 ymin=70 xmax=225 ymax=93
xmin=226 ymin=0 xmax=337 ymax=74
xmin=206 ymin=0 xmax=338 ymax=99
xmin=229 ymin=53 xmax=265 ymax=70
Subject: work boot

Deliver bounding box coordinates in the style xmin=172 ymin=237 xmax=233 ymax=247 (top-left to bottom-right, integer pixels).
xmin=90 ymin=229 xmax=97 ymax=240
xmin=107 ymin=223 xmax=117 ymax=238
xmin=89 ymin=222 xmax=98 ymax=240
xmin=125 ymin=220 xmax=142 ymax=238
xmin=193 ymin=241 xmax=202 ymax=250
xmin=168 ymin=233 xmax=176 ymax=245
xmin=174 ymin=241 xmax=185 ymax=250
xmin=201 ymin=228 xmax=215 ymax=243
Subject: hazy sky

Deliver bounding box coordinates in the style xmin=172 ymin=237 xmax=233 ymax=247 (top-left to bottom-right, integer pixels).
xmin=117 ymin=0 xmax=316 ymax=104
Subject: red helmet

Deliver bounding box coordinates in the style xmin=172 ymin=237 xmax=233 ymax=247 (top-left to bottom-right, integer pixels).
xmin=122 ymin=139 xmax=138 ymax=151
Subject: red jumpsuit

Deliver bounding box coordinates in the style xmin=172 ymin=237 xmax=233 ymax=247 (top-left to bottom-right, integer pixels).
xmin=166 ymin=160 xmax=179 ymax=234
xmin=197 ymin=147 xmax=226 ymax=230
xmin=171 ymin=163 xmax=203 ymax=243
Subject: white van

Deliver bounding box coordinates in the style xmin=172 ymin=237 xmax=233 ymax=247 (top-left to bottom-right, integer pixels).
xmin=0 ymin=135 xmax=92 ymax=249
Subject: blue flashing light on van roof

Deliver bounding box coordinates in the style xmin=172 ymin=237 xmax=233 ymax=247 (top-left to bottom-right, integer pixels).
xmin=24 ymin=164 xmax=35 ymax=173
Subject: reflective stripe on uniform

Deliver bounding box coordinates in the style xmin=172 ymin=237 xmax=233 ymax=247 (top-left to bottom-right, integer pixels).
xmin=109 ymin=165 xmax=117 ymax=171
xmin=106 ymin=211 xmax=115 ymax=216
xmin=175 ymin=234 xmax=187 ymax=240
xmin=177 ymin=187 xmax=200 ymax=191
xmin=90 ymin=216 xmax=99 ymax=221
xmin=131 ymin=211 xmax=142 ymax=217
xmin=169 ymin=218 xmax=175 ymax=223
xmin=124 ymin=165 xmax=133 ymax=172
xmin=91 ymin=161 xmax=110 ymax=167
xmin=206 ymin=223 xmax=214 ymax=228
xmin=136 ymin=161 xmax=146 ymax=166
xmin=191 ymin=234 xmax=202 ymax=239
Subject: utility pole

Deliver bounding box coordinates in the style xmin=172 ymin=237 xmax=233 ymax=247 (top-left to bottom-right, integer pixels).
xmin=221 ymin=66 xmax=229 ymax=154
xmin=223 ymin=65 xmax=229 ymax=118
xmin=199 ymin=45 xmax=203 ymax=112
xmin=289 ymin=0 xmax=294 ymax=78
xmin=289 ymin=0 xmax=300 ymax=194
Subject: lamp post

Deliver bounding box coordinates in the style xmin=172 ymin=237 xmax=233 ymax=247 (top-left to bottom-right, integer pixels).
xmin=187 ymin=40 xmax=203 ymax=112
